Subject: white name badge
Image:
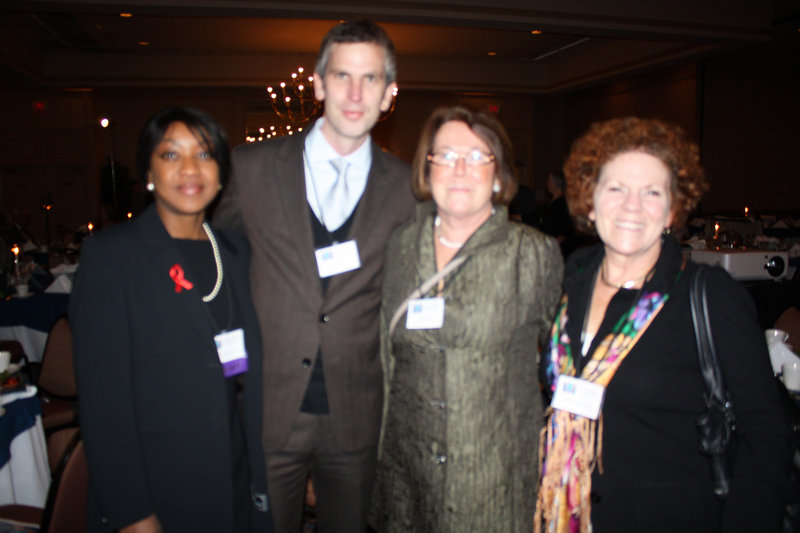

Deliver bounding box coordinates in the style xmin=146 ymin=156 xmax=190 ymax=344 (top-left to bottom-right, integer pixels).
xmin=550 ymin=375 xmax=605 ymax=420
xmin=214 ymin=328 xmax=248 ymax=377
xmin=315 ymin=240 xmax=361 ymax=278
xmin=405 ymin=297 xmax=445 ymax=330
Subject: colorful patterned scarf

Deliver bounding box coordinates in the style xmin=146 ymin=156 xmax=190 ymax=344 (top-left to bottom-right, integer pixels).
xmin=534 ymin=287 xmax=671 ymax=533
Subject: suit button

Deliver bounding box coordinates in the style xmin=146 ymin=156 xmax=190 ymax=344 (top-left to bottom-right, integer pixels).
xmin=302 ymin=359 xmax=312 ymax=368
xmin=319 ymin=314 xmax=330 ymax=323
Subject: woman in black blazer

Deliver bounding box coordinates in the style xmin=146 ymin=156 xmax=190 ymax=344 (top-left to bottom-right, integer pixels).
xmin=70 ymin=107 xmax=274 ymax=533
xmin=535 ymin=117 xmax=790 ymax=533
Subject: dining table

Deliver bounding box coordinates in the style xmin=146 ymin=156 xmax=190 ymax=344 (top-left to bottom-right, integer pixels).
xmin=0 ymin=293 xmax=69 ymax=364
xmin=0 ymin=386 xmax=50 ymax=507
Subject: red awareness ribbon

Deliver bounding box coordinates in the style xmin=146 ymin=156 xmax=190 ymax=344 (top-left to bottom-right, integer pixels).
xmin=169 ymin=264 xmax=194 ymax=293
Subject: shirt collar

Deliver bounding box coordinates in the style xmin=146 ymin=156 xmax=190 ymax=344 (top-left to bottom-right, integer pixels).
xmin=305 ymin=117 xmax=372 ymax=169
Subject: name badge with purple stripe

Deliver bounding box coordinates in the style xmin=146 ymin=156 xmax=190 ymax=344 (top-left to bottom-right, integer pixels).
xmin=215 ymin=328 xmax=248 ymax=377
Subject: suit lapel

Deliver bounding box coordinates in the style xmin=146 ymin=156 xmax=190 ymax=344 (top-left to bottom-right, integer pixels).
xmin=348 ymin=142 xmax=393 ymax=242
xmin=325 ymin=141 xmax=394 ymax=297
xmin=272 ymin=134 xmax=323 ymax=296
xmin=136 ymin=205 xmax=217 ymax=340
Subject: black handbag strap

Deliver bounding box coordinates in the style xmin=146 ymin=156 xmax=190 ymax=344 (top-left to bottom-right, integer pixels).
xmin=690 ymin=266 xmax=734 ymax=413
xmin=691 ymin=266 xmax=737 ymax=499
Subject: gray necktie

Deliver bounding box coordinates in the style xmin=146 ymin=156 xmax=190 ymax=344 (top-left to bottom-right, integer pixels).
xmin=323 ymin=158 xmax=350 ymax=231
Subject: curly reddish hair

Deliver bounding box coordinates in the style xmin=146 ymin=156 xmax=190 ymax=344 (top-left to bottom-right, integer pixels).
xmin=564 ymin=117 xmax=708 ymax=233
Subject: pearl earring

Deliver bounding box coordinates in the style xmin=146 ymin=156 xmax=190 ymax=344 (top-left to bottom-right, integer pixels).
xmin=492 ymin=182 xmax=501 ymax=193
xmin=146 ymin=182 xmax=155 ymax=192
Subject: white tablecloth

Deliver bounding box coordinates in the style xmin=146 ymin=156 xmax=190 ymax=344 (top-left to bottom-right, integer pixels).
xmin=0 ymin=386 xmax=50 ymax=507
xmin=0 ymin=326 xmax=47 ymax=365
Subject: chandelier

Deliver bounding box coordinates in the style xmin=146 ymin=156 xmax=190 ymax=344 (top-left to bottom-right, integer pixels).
xmin=266 ymin=67 xmax=321 ymax=126
xmin=249 ymin=67 xmax=398 ymax=142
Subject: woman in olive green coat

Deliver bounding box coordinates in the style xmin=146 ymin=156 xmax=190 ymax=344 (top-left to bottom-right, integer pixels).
xmin=371 ymin=106 xmax=563 ymax=533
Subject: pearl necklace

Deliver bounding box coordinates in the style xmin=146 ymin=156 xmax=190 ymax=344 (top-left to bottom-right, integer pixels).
xmin=434 ymin=216 xmax=464 ymax=249
xmin=202 ymin=222 xmax=223 ymax=302
xmin=599 ymin=258 xmax=652 ymax=290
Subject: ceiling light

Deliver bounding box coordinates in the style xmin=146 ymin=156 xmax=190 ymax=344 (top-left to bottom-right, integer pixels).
xmin=138 ymin=41 xmax=149 ymax=46
xmin=487 ymin=52 xmax=496 ymax=56
xmin=531 ymin=30 xmax=542 ymax=35
xmin=119 ymin=12 xmax=133 ymax=18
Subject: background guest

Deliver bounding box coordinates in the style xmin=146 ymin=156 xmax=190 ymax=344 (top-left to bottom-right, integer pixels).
xmin=6 ymin=207 xmax=38 ymax=251
xmin=508 ymin=182 xmax=537 ymax=226
xmin=371 ymin=106 xmax=563 ymax=532
xmin=536 ymin=117 xmax=790 ymax=533
xmin=537 ymin=169 xmax=578 ymax=257
xmin=71 ymin=107 xmax=273 ymax=533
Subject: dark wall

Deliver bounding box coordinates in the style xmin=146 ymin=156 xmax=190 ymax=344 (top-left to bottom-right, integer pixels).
xmin=700 ymin=44 xmax=800 ymax=214
xmin=1 ymin=41 xmax=797 ymax=244
xmin=530 ymin=43 xmax=800 ymax=216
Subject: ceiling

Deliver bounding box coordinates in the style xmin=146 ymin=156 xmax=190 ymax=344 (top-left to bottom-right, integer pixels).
xmin=0 ymin=0 xmax=798 ymax=94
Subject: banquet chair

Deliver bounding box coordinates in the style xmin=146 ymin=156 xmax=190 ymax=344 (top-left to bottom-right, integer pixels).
xmin=0 ymin=428 xmax=88 ymax=533
xmin=37 ymin=317 xmax=78 ymax=432
xmin=46 ymin=427 xmax=79 ymax=473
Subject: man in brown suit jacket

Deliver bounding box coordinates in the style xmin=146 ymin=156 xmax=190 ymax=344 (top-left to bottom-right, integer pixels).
xmin=214 ymin=19 xmax=415 ymax=533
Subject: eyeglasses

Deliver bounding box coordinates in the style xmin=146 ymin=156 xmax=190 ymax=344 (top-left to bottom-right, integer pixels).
xmin=427 ymin=150 xmax=496 ymax=168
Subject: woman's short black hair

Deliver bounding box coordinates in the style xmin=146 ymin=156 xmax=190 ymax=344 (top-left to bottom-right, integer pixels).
xmin=136 ymin=107 xmax=231 ymax=186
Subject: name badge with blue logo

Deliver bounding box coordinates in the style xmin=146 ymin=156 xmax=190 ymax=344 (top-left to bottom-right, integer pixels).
xmin=405 ymin=297 xmax=445 ymax=330
xmin=315 ymin=240 xmax=361 ymax=278
xmin=550 ymin=375 xmax=605 ymax=420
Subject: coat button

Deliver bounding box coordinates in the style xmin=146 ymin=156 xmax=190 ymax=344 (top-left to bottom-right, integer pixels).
xmin=319 ymin=314 xmax=330 ymax=323
xmin=302 ymin=359 xmax=312 ymax=368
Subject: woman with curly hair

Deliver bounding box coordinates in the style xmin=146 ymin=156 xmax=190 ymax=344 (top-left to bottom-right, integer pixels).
xmin=535 ymin=117 xmax=790 ymax=533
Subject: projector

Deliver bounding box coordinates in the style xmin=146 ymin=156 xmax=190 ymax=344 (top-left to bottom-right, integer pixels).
xmin=691 ymin=249 xmax=789 ymax=281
